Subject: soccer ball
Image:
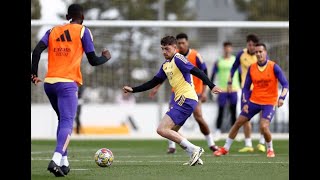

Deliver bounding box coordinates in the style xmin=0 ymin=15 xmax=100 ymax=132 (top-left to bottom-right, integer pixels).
xmin=94 ymin=148 xmax=114 ymax=167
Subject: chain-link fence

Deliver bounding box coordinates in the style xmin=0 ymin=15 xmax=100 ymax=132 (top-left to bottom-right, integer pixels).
xmin=31 ymin=21 xmax=288 ymax=104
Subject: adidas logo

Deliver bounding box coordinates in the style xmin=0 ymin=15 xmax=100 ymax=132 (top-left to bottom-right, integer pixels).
xmin=56 ymin=30 xmax=72 ymax=42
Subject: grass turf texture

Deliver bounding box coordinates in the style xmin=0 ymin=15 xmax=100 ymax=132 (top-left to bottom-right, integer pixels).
xmin=31 ymin=139 xmax=288 ymax=180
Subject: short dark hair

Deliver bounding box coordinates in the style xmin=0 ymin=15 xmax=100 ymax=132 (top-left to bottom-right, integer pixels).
xmin=246 ymin=34 xmax=259 ymax=43
xmin=161 ymin=36 xmax=177 ymax=46
xmin=255 ymin=42 xmax=267 ymax=50
xmin=223 ymin=41 xmax=232 ymax=47
xmin=176 ymin=33 xmax=188 ymax=40
xmin=67 ymin=4 xmax=84 ymax=20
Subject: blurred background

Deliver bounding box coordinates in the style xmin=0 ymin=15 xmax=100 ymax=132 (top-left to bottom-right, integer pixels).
xmin=31 ymin=0 xmax=288 ymax=139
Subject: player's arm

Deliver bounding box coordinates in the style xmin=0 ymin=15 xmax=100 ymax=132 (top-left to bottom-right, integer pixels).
xmin=210 ymin=61 xmax=218 ymax=82
xmin=131 ymin=76 xmax=165 ymax=93
xmin=123 ymin=65 xmax=167 ymax=93
xmin=228 ymin=51 xmax=243 ymax=84
xmin=190 ymin=67 xmax=216 ymax=91
xmin=31 ymin=29 xmax=50 ymax=85
xmin=238 ymin=66 xmax=242 ymax=86
xmin=175 ymin=55 xmax=221 ymax=94
xmin=82 ymin=27 xmax=111 ymax=66
xmin=274 ymin=64 xmax=289 ymax=107
xmin=242 ymin=67 xmax=252 ymax=105
xmin=196 ymin=53 xmax=208 ymax=101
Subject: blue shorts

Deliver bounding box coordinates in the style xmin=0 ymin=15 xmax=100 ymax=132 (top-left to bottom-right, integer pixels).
xmin=166 ymin=95 xmax=198 ymax=126
xmin=169 ymin=92 xmax=200 ymax=107
xmin=240 ymin=101 xmax=276 ymax=121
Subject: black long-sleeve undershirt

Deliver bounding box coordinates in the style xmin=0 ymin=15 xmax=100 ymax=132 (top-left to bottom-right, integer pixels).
xmin=85 ymin=51 xmax=110 ymax=66
xmin=132 ymin=67 xmax=215 ymax=93
xmin=132 ymin=76 xmax=165 ymax=93
xmin=203 ymin=68 xmax=208 ymax=76
xmin=31 ymin=41 xmax=47 ymax=76
xmin=190 ymin=67 xmax=216 ymax=90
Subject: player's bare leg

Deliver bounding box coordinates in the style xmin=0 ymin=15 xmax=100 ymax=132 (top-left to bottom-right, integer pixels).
xmin=193 ymin=101 xmax=218 ymax=152
xmin=260 ymin=118 xmax=275 ymax=157
xmin=240 ymin=112 xmax=265 ymax=152
xmin=157 ymin=114 xmax=204 ymax=165
xmin=214 ymin=115 xmax=249 ymax=156
xmin=256 ymin=114 xmax=266 ymax=152
xmin=238 ymin=121 xmax=254 ymax=152
xmin=171 ymin=122 xmax=204 ymax=165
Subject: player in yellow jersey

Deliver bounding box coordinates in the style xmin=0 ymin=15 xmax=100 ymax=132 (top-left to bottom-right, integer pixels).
xmin=149 ymin=33 xmax=218 ymax=154
xmin=123 ymin=36 xmax=222 ymax=166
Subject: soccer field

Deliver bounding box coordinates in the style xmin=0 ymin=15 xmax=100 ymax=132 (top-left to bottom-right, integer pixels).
xmin=31 ymin=139 xmax=288 ymax=180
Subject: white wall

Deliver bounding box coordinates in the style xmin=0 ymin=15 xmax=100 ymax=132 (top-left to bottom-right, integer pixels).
xmin=31 ymin=96 xmax=289 ymax=139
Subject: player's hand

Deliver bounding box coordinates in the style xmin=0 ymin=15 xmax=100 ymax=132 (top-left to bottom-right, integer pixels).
xmin=31 ymin=74 xmax=42 ymax=85
xmin=227 ymin=84 xmax=232 ymax=93
xmin=123 ymin=86 xmax=133 ymax=93
xmin=277 ymin=98 xmax=284 ymax=107
xmin=211 ymin=86 xmax=222 ymax=94
xmin=200 ymin=93 xmax=207 ymax=103
xmin=242 ymin=104 xmax=249 ymax=113
xmin=102 ymin=48 xmax=111 ymax=60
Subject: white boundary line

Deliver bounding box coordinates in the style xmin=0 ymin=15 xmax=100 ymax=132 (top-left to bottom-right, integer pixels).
xmin=31 ymin=133 xmax=289 ymax=140
xmin=31 ymin=158 xmax=288 ymax=164
xmin=31 ymin=154 xmax=288 ymax=157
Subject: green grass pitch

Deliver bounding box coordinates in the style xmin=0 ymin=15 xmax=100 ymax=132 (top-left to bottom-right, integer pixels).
xmin=31 ymin=139 xmax=288 ymax=180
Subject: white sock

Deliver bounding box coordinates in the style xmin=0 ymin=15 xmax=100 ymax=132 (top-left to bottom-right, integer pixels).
xmin=266 ymin=140 xmax=273 ymax=151
xmin=245 ymin=138 xmax=253 ymax=147
xmin=223 ymin=138 xmax=234 ymax=151
xmin=52 ymin=152 xmax=62 ymax=166
xmin=259 ymin=134 xmax=265 ymax=144
xmin=168 ymin=140 xmax=176 ymax=148
xmin=180 ymin=138 xmax=197 ymax=154
xmin=205 ymin=134 xmax=215 ymax=147
xmin=60 ymin=156 xmax=69 ymax=167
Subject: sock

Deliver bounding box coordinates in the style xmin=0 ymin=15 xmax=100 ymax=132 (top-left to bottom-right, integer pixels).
xmin=168 ymin=140 xmax=176 ymax=149
xmin=60 ymin=156 xmax=69 ymax=167
xmin=266 ymin=140 xmax=273 ymax=151
xmin=223 ymin=138 xmax=234 ymax=151
xmin=245 ymin=138 xmax=253 ymax=147
xmin=180 ymin=138 xmax=197 ymax=154
xmin=52 ymin=152 xmax=62 ymax=166
xmin=259 ymin=134 xmax=265 ymax=144
xmin=205 ymin=134 xmax=215 ymax=147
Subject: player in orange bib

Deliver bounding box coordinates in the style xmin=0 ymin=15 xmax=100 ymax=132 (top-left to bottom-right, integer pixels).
xmin=214 ymin=43 xmax=288 ymax=158
xmin=228 ymin=34 xmax=267 ymax=153
xmin=31 ymin=4 xmax=111 ymax=177
xmin=149 ymin=33 xmax=218 ymax=154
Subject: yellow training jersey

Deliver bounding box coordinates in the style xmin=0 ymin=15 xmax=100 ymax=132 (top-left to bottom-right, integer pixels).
xmin=155 ymin=53 xmax=198 ymax=102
